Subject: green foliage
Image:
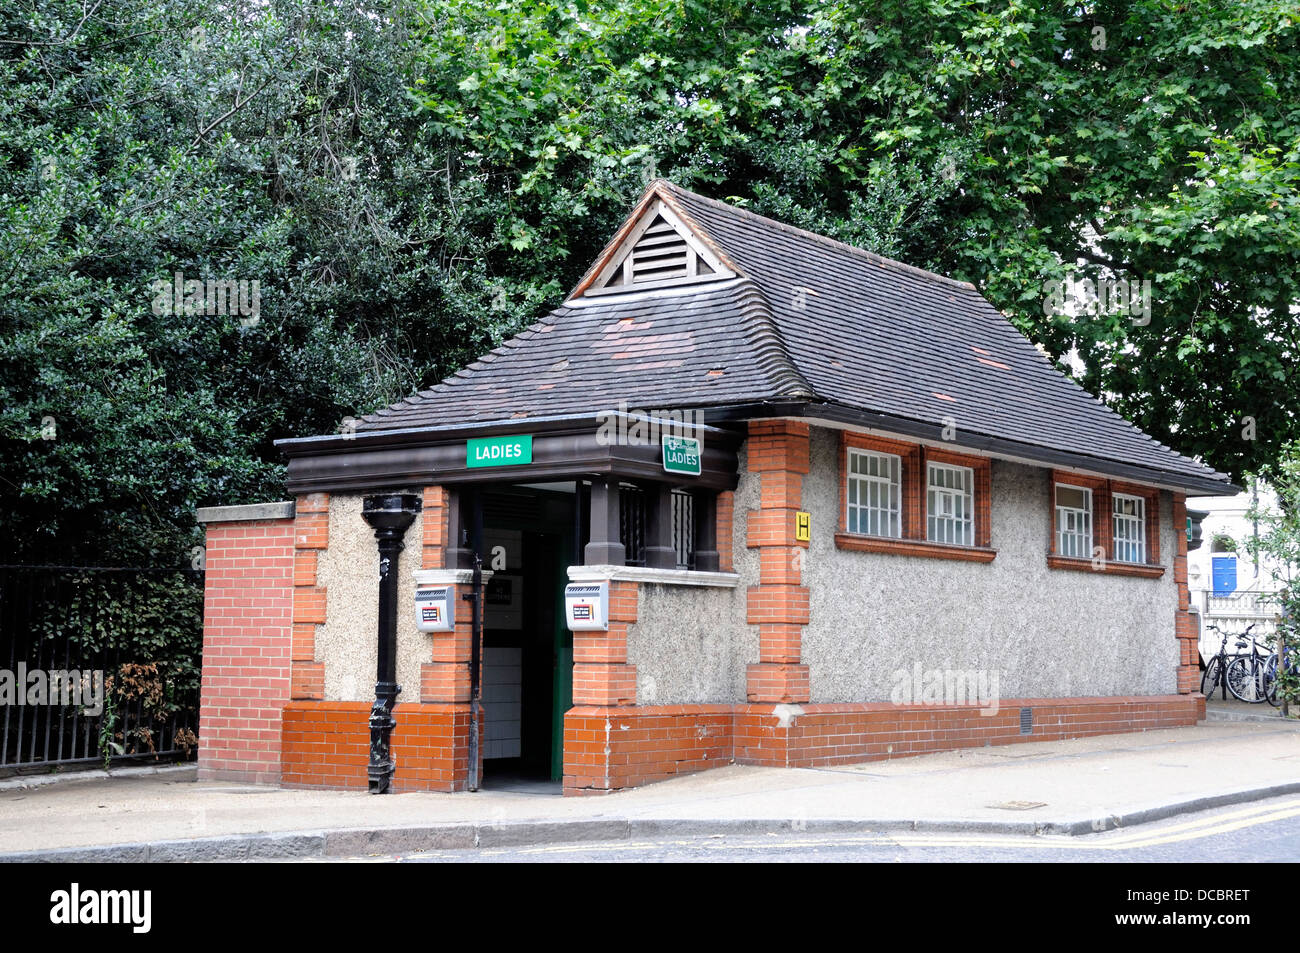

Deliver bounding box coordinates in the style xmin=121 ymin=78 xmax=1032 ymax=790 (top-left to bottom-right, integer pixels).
xmin=410 ymin=0 xmax=1300 ymax=480
xmin=2 ymin=0 xmax=1298 ymax=582
xmin=0 ymin=0 xmax=504 ymax=566
xmin=1245 ymin=443 xmax=1300 ymax=707
xmin=34 ymin=570 xmax=205 ymax=726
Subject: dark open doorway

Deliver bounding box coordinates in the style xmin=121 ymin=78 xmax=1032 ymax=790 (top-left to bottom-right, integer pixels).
xmin=478 ymin=483 xmax=578 ymax=790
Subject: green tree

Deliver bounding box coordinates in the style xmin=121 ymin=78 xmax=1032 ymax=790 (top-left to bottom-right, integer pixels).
xmin=409 ymin=0 xmax=1300 ymax=480
xmin=1245 ymin=444 xmax=1300 ymax=711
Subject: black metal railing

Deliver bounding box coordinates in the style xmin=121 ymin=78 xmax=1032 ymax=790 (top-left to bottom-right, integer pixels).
xmin=671 ymin=488 xmax=695 ymax=570
xmin=619 ymin=485 xmax=697 ymax=571
xmin=0 ymin=566 xmax=202 ymax=772
xmin=620 ymin=484 xmax=646 ymax=566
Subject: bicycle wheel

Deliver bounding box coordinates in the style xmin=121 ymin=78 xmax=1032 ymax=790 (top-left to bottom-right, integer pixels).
xmin=1201 ymin=657 xmax=1223 ymax=698
xmin=1266 ymin=657 xmax=1279 ymax=707
xmin=1226 ymin=656 xmax=1267 ymax=703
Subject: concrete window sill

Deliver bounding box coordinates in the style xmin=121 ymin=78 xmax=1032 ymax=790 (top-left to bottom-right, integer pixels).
xmin=834 ymin=533 xmax=997 ymax=564
xmin=1046 ymin=555 xmax=1166 ymax=578
xmin=568 ymin=565 xmax=741 ymax=588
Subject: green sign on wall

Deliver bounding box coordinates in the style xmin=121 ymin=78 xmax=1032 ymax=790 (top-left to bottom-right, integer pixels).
xmin=467 ymin=434 xmax=533 ymax=468
xmin=662 ymin=435 xmax=702 ymax=476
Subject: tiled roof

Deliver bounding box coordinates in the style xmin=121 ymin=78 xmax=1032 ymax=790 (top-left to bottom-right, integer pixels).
xmin=358 ymin=180 xmax=1231 ymax=491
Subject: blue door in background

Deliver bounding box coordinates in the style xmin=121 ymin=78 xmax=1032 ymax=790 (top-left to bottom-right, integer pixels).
xmin=1211 ymin=556 xmax=1238 ymax=596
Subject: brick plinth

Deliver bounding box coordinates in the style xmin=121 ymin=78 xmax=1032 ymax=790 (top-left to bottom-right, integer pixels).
xmin=197 ymin=515 xmax=295 ymax=784
xmin=562 ymin=704 xmax=734 ymax=795
xmin=733 ymin=694 xmax=1205 ymax=768
xmin=281 ymin=701 xmax=477 ymax=792
xmin=562 ymin=694 xmax=1203 ymax=794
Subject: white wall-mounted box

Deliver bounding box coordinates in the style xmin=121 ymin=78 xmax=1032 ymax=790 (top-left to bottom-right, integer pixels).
xmin=414 ymin=585 xmax=455 ymax=633
xmin=564 ymin=581 xmax=609 ymax=632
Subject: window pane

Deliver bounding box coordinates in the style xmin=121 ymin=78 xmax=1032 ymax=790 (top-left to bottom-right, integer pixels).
xmin=1056 ymin=486 xmax=1087 ymax=510
xmin=926 ymin=463 xmax=975 ymax=546
xmin=1112 ymin=494 xmax=1145 ymax=563
xmin=847 ymin=449 xmax=902 ymax=539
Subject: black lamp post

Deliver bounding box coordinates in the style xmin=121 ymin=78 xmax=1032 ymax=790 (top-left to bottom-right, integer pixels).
xmin=361 ymin=492 xmax=421 ymax=794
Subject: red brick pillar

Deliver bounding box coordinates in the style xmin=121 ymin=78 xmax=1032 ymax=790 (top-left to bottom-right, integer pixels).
xmin=716 ymin=490 xmax=736 ymax=572
xmin=196 ymin=503 xmax=295 ymax=783
xmin=572 ymin=580 xmax=638 ymax=707
xmin=563 ymin=578 xmax=639 ymax=794
xmin=290 ymin=493 xmax=329 ymax=700
xmin=421 ymin=486 xmax=449 ymax=570
xmin=412 ymin=486 xmax=483 ymax=790
xmin=745 ymin=420 xmax=811 ymax=703
xmin=1172 ymin=493 xmax=1201 ymax=701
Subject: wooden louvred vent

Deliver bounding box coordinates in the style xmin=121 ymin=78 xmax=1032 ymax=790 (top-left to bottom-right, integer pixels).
xmin=586 ymin=198 xmax=732 ymax=295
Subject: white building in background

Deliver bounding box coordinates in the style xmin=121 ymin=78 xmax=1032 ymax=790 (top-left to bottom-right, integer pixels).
xmin=1188 ymin=486 xmax=1295 ymax=662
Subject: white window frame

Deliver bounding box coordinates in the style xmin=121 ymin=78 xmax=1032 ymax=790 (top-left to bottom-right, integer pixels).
xmin=1055 ymin=484 xmax=1093 ymax=559
xmin=846 ymin=449 xmax=902 ymax=539
xmin=926 ymin=462 xmax=974 ymax=546
xmin=1112 ymin=493 xmax=1146 ymax=564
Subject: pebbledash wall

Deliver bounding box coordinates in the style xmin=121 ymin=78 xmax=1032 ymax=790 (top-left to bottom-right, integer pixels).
xmin=563 ymin=420 xmax=1200 ymax=794
xmin=197 ymin=418 xmax=1203 ymax=796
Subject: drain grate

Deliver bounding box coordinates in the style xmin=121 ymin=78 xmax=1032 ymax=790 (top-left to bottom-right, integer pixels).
xmin=1019 ymin=707 xmax=1033 ymax=734
xmin=989 ymin=800 xmax=1047 ymax=811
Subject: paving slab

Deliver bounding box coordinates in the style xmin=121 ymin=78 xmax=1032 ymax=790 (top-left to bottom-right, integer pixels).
xmin=0 ymin=721 xmax=1297 ymax=858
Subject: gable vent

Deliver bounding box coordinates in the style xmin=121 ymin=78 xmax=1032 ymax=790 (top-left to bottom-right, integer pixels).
xmin=627 ymin=215 xmax=705 ymax=284
xmin=586 ymin=198 xmax=731 ymax=296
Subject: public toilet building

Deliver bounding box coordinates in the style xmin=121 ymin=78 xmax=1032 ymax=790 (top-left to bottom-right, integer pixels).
xmin=196 ymin=180 xmax=1234 ymax=795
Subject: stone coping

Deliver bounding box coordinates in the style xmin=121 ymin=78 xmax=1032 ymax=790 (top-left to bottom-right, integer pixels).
xmin=196 ymin=501 xmax=295 ymax=524
xmin=567 ymin=565 xmax=741 ymax=588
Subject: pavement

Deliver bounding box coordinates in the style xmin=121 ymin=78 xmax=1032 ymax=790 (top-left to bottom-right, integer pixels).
xmin=1204 ymin=694 xmax=1297 ymax=722
xmin=1 ymin=719 xmax=1298 ymax=861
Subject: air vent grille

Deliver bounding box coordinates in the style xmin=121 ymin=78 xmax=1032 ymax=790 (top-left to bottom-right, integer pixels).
xmin=629 ymin=216 xmax=690 ymax=282
xmin=589 ymin=199 xmax=730 ymax=295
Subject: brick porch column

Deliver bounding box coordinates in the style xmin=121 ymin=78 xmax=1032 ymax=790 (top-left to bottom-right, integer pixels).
xmin=413 ymin=485 xmax=485 ymax=789
xmin=1172 ymin=493 xmax=1201 ymax=696
xmin=290 ymin=493 xmax=329 ymax=700
xmin=745 ymin=419 xmax=811 ymax=703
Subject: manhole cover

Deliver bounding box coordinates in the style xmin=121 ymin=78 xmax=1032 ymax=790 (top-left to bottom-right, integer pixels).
xmin=988 ymin=800 xmax=1047 ymax=811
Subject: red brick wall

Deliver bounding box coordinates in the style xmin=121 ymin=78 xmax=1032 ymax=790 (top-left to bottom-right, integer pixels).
xmin=733 ymin=695 xmax=1205 ymax=768
xmin=281 ymin=701 xmax=476 ymax=792
xmin=563 ymin=704 xmax=734 ymax=795
xmin=198 ymin=517 xmax=295 ymax=784
xmin=564 ymin=694 xmax=1203 ymax=793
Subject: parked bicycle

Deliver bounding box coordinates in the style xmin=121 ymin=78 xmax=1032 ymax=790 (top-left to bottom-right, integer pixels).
xmin=1202 ymin=623 xmax=1267 ymax=703
xmin=1224 ymin=624 xmax=1271 ymax=703
xmin=1201 ymin=624 xmax=1237 ymax=700
xmin=1264 ymin=638 xmax=1294 ymax=708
